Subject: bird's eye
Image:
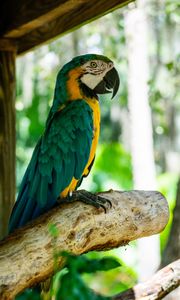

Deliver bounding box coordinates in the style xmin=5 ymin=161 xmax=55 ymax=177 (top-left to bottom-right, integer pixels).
xmin=90 ymin=61 xmax=97 ymax=68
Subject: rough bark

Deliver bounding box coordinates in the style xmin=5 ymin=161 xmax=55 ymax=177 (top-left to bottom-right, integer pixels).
xmin=0 ymin=45 xmax=16 ymax=239
xmin=113 ymin=259 xmax=180 ymax=300
xmin=0 ymin=190 xmax=169 ymax=299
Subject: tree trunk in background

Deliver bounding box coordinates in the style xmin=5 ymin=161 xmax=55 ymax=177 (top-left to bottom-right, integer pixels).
xmin=161 ymin=178 xmax=180 ymax=267
xmin=125 ymin=1 xmax=160 ymax=280
xmin=161 ymin=178 xmax=180 ymax=300
xmin=71 ymin=31 xmax=80 ymax=57
xmin=0 ymin=42 xmax=16 ymax=239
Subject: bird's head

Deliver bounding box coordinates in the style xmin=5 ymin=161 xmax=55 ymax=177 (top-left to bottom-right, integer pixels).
xmin=53 ymin=54 xmax=120 ymax=110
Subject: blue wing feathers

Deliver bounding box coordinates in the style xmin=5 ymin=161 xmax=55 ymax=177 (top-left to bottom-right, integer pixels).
xmin=8 ymin=100 xmax=93 ymax=233
xmin=8 ymin=185 xmax=29 ymax=231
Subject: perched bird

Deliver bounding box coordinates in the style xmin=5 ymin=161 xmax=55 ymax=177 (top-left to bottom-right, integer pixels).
xmin=9 ymin=54 xmax=120 ymax=233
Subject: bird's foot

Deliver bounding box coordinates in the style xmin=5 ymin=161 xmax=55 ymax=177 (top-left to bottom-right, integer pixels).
xmin=58 ymin=190 xmax=112 ymax=213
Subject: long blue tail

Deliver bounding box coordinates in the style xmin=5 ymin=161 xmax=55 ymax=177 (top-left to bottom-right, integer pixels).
xmin=8 ymin=139 xmax=57 ymax=233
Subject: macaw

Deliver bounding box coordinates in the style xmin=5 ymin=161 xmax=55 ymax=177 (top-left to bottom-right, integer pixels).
xmin=9 ymin=54 xmax=120 ymax=233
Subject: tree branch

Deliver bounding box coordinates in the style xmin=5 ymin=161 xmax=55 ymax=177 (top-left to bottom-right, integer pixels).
xmin=112 ymin=259 xmax=180 ymax=300
xmin=0 ymin=190 xmax=169 ymax=299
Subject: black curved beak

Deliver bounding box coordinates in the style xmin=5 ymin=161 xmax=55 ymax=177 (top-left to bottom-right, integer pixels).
xmin=93 ymin=67 xmax=120 ymax=99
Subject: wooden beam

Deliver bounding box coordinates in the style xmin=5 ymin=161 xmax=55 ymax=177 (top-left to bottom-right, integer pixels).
xmin=0 ymin=0 xmax=82 ymax=38
xmin=0 ymin=43 xmax=16 ymax=239
xmin=0 ymin=0 xmax=133 ymax=55
xmin=0 ymin=39 xmax=17 ymax=51
xmin=17 ymin=0 xmax=132 ymax=54
xmin=0 ymin=190 xmax=169 ymax=299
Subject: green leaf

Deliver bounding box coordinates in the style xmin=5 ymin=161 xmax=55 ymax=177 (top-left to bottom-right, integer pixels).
xmin=55 ymin=272 xmax=110 ymax=300
xmin=48 ymin=223 xmax=59 ymax=238
xmin=165 ymin=62 xmax=174 ymax=71
xmin=15 ymin=289 xmax=41 ymax=300
xmin=60 ymin=252 xmax=121 ymax=274
xmin=77 ymin=257 xmax=121 ymax=274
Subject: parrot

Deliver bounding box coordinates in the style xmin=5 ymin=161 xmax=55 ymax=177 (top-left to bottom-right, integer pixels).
xmin=8 ymin=54 xmax=120 ymax=234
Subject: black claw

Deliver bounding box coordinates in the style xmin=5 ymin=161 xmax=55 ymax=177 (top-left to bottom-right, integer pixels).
xmin=105 ymin=198 xmax=112 ymax=208
xmin=99 ymin=203 xmax=107 ymax=213
xmin=57 ymin=190 xmax=112 ymax=213
xmin=95 ymin=194 xmax=112 ymax=209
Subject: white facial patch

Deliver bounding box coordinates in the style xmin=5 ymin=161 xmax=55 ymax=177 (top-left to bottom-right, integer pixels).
xmin=80 ymin=60 xmax=114 ymax=90
xmin=81 ymin=73 xmax=105 ymax=89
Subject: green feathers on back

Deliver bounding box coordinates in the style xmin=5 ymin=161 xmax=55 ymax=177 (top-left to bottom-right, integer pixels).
xmin=9 ymin=100 xmax=93 ymax=232
xmin=32 ymin=100 xmax=93 ymax=207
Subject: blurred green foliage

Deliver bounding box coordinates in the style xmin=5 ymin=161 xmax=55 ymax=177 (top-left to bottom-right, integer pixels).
xmin=157 ymin=173 xmax=179 ymax=252
xmin=53 ymin=252 xmax=120 ymax=300
xmin=92 ymin=143 xmax=133 ymax=192
xmin=83 ymin=251 xmax=137 ymax=296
